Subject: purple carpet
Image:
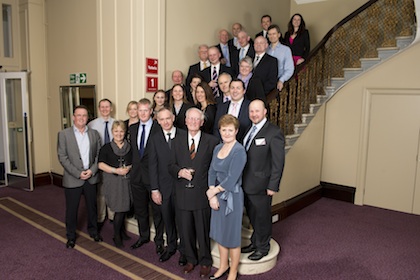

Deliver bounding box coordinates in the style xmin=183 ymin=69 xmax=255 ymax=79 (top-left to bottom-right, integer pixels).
xmin=1 ymin=185 xmax=420 ymax=280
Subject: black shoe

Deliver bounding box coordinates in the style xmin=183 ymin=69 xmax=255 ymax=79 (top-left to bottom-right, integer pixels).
xmin=90 ymin=234 xmax=103 ymax=242
xmin=159 ymin=250 xmax=176 ymax=262
xmin=241 ymin=243 xmax=256 ymax=253
xmin=178 ymin=253 xmax=187 ymax=266
xmin=156 ymin=244 xmax=165 ymax=255
xmin=66 ymin=239 xmax=75 ymax=248
xmin=130 ymin=239 xmax=149 ymax=249
xmin=209 ymin=267 xmax=230 ymax=280
xmin=248 ymin=250 xmax=268 ymax=261
xmin=113 ymin=236 xmax=123 ymax=248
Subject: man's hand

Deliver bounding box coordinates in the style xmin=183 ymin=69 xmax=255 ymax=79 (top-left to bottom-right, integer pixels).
xmin=151 ymin=191 xmax=162 ymax=205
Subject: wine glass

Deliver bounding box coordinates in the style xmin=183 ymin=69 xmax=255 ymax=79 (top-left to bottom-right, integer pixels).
xmin=118 ymin=156 xmax=128 ymax=178
xmin=185 ymin=168 xmax=195 ymax=188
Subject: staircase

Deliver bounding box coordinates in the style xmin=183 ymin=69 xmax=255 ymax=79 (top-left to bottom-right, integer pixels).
xmin=285 ymin=34 xmax=415 ymax=152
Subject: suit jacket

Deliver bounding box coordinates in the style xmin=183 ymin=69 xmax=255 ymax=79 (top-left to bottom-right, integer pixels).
xmin=129 ymin=120 xmax=160 ymax=188
xmin=231 ymin=45 xmax=255 ymax=76
xmin=216 ymin=43 xmax=236 ymax=68
xmin=213 ymin=99 xmax=251 ymax=142
xmin=284 ymin=29 xmax=310 ymax=59
xmin=149 ymin=128 xmax=183 ymax=200
xmin=57 ymin=126 xmax=101 ymax=188
xmin=169 ymin=131 xmax=219 ymax=211
xmin=173 ymin=102 xmax=193 ymax=130
xmin=253 ymin=53 xmax=279 ymax=96
xmin=242 ymin=121 xmax=285 ymax=195
xmin=200 ymin=64 xmax=234 ymax=85
xmin=245 ymin=75 xmax=266 ymax=103
xmin=186 ymin=62 xmax=206 ymax=95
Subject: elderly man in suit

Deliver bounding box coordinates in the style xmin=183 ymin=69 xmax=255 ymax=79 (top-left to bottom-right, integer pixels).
xmin=253 ymin=36 xmax=279 ymax=96
xmin=231 ymin=30 xmax=255 ymax=75
xmin=57 ymin=105 xmax=103 ymax=249
xmin=213 ymin=78 xmax=251 ymax=142
xmin=241 ymin=99 xmax=285 ymax=261
xmin=169 ymin=107 xmax=219 ymax=278
xmin=186 ymin=44 xmax=210 ymax=93
xmin=149 ymin=107 xmax=185 ymax=264
xmin=129 ymin=98 xmax=164 ymax=255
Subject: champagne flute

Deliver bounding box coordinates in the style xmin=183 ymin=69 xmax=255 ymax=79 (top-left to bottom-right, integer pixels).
xmin=185 ymin=168 xmax=195 ymax=188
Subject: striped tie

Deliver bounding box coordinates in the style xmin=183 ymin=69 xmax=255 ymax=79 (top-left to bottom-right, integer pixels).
xmin=212 ymin=66 xmax=219 ymax=97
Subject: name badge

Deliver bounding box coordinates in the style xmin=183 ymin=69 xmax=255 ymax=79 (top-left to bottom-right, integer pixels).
xmin=255 ymin=138 xmax=266 ymax=146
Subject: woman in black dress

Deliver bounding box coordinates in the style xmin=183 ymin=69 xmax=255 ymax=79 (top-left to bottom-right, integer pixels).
xmin=98 ymin=120 xmax=132 ymax=248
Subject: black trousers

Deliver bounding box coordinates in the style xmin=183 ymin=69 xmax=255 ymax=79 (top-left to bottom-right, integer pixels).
xmin=131 ymin=183 xmax=164 ymax=245
xmin=160 ymin=194 xmax=178 ymax=252
xmin=64 ymin=181 xmax=98 ymax=240
xmin=244 ymin=193 xmax=273 ymax=254
xmin=179 ymin=207 xmax=212 ymax=266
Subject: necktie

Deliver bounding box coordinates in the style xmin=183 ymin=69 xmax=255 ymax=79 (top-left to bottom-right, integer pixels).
xmin=139 ymin=124 xmax=146 ymax=158
xmin=167 ymin=132 xmax=172 ymax=149
xmin=240 ymin=48 xmax=245 ymax=60
xmin=203 ymin=61 xmax=208 ymax=69
xmin=254 ymin=55 xmax=260 ymax=67
xmin=104 ymin=121 xmax=110 ymax=144
xmin=212 ymin=66 xmax=219 ymax=97
xmin=245 ymin=125 xmax=257 ymax=150
xmin=231 ymin=102 xmax=238 ymax=116
xmin=189 ymin=138 xmax=196 ymax=160
xmin=223 ymin=45 xmax=230 ymax=67
xmin=224 ymin=96 xmax=230 ymax=103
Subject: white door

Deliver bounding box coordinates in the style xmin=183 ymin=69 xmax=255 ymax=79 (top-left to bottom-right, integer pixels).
xmin=364 ymin=93 xmax=420 ymax=213
xmin=0 ymin=72 xmax=33 ymax=191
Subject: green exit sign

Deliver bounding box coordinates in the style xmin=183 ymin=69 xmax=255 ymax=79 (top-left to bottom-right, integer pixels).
xmin=70 ymin=73 xmax=87 ymax=84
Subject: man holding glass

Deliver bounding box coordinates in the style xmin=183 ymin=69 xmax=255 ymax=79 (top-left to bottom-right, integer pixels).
xmin=169 ymin=107 xmax=218 ymax=278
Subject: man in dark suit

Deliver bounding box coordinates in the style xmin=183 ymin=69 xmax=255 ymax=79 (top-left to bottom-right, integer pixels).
xmin=57 ymin=105 xmax=103 ymax=248
xmin=200 ymin=46 xmax=234 ymax=97
xmin=149 ymin=108 xmax=184 ymax=264
xmin=213 ymin=78 xmax=251 ymax=142
xmin=169 ymin=107 xmax=219 ymax=278
xmin=129 ymin=98 xmax=164 ymax=255
xmin=253 ymin=36 xmax=279 ymax=96
xmin=186 ymin=44 xmax=210 ymax=93
xmin=255 ymin=15 xmax=272 ymax=43
xmin=241 ymin=99 xmax=285 ymax=261
xmin=231 ymin=30 xmax=255 ymax=75
xmin=216 ymin=29 xmax=235 ymax=68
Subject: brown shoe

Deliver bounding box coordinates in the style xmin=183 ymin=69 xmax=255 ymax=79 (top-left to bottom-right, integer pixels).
xmin=183 ymin=263 xmax=195 ymax=274
xmin=199 ymin=265 xmax=211 ymax=278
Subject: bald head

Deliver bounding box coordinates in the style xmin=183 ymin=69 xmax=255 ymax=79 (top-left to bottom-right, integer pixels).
xmin=219 ymin=29 xmax=229 ymax=44
xmin=249 ymin=99 xmax=267 ymax=125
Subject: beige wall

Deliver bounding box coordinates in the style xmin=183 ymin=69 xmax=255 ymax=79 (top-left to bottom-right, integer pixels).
xmin=46 ymin=0 xmax=98 ymax=174
xmin=165 ymin=0 xmax=289 ymax=87
xmin=321 ymin=41 xmax=420 ymax=207
xmin=289 ymin=0 xmax=368 ymax=50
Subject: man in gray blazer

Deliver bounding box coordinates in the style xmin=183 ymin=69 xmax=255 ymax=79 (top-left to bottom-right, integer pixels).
xmin=57 ymin=105 xmax=103 ymax=248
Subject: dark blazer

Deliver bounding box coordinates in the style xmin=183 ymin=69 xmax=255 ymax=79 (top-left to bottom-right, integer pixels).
xmin=149 ymin=128 xmax=181 ymax=199
xmin=173 ymin=102 xmax=193 ymax=130
xmin=216 ymin=43 xmax=236 ymax=67
xmin=255 ymin=30 xmax=269 ymax=40
xmin=213 ymin=99 xmax=251 ymax=142
xmin=200 ymin=64 xmax=234 ymax=84
xmin=169 ymin=131 xmax=219 ymax=211
xmin=198 ymin=103 xmax=217 ymax=134
xmin=244 ymin=75 xmax=266 ymax=103
xmin=231 ymin=45 xmax=255 ymax=76
xmin=284 ymin=30 xmax=310 ymax=60
xmin=57 ymin=127 xmax=101 ymax=188
xmin=242 ymin=120 xmax=285 ymax=195
xmin=186 ymin=63 xmax=206 ymax=95
xmin=129 ymin=120 xmax=160 ymax=188
xmin=253 ymin=53 xmax=279 ymax=96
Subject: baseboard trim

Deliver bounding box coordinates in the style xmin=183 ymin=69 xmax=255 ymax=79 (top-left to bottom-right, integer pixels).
xmin=51 ymin=172 xmax=63 ymax=187
xmin=271 ymin=182 xmax=356 ymax=222
xmin=320 ymin=181 xmax=356 ymax=203
xmin=34 ymin=172 xmax=52 ymax=187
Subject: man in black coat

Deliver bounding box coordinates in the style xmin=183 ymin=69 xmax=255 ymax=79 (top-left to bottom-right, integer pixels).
xmin=129 ymin=98 xmax=164 ymax=255
xmin=169 ymin=107 xmax=219 ymax=278
xmin=241 ymin=99 xmax=285 ymax=261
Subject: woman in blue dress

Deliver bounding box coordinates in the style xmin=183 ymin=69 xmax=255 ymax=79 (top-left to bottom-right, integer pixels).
xmin=207 ymin=114 xmax=247 ymax=280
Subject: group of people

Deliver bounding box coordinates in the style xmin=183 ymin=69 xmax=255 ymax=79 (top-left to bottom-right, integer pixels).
xmin=56 ymin=13 xmax=303 ymax=280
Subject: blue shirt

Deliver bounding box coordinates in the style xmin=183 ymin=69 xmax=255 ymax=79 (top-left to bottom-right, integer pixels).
xmin=266 ymin=43 xmax=295 ymax=83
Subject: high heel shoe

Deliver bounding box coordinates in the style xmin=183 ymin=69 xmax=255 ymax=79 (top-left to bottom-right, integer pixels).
xmin=209 ymin=267 xmax=230 ymax=280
